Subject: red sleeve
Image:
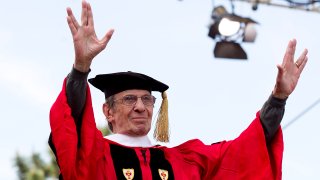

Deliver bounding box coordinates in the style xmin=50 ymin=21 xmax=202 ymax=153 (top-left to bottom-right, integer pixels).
xmin=167 ymin=139 xmax=222 ymax=179
xmin=214 ymin=111 xmax=283 ymax=179
xmin=49 ymin=79 xmax=104 ymax=179
xmin=170 ymin=112 xmax=283 ymax=179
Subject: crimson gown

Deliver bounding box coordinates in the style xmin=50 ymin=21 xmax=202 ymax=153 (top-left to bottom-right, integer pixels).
xmin=49 ymin=80 xmax=283 ymax=180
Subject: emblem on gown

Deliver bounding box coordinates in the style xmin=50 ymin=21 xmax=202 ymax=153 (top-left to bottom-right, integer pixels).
xmin=158 ymin=169 xmax=169 ymax=180
xmin=123 ymin=168 xmax=134 ymax=180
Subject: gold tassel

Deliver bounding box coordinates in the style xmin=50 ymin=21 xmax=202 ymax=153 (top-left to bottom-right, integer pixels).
xmin=153 ymin=91 xmax=169 ymax=142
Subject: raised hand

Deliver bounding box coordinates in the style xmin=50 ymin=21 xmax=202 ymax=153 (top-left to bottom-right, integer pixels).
xmin=67 ymin=1 xmax=114 ymax=72
xmin=273 ymin=39 xmax=308 ymax=99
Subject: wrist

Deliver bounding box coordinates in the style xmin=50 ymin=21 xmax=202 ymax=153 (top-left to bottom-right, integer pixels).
xmin=272 ymin=90 xmax=288 ymax=100
xmin=73 ymin=62 xmax=91 ymax=73
xmin=69 ymin=66 xmax=91 ymax=80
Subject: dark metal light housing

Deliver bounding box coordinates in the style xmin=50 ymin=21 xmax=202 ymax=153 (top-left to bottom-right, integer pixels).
xmin=214 ymin=41 xmax=247 ymax=59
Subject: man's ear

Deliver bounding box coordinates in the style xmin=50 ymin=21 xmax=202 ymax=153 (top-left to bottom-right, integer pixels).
xmin=103 ymin=103 xmax=114 ymax=122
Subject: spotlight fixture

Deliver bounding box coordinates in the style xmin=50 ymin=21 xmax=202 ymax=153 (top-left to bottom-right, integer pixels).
xmin=208 ymin=5 xmax=258 ymax=60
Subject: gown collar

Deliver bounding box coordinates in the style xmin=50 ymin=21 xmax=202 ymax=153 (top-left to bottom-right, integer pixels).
xmin=105 ymin=134 xmax=153 ymax=147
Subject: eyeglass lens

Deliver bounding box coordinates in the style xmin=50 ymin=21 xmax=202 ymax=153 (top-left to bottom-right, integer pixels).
xmin=119 ymin=95 xmax=156 ymax=106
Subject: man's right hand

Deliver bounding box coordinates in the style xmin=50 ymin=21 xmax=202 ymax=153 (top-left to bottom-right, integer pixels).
xmin=67 ymin=0 xmax=114 ymax=72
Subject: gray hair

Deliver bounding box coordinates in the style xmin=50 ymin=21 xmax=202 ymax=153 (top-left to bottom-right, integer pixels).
xmin=105 ymin=95 xmax=115 ymax=132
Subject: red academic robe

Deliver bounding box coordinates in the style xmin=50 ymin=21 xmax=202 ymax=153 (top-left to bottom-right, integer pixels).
xmin=49 ymin=80 xmax=283 ymax=180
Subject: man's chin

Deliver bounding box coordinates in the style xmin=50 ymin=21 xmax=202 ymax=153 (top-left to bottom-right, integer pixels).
xmin=132 ymin=126 xmax=150 ymax=136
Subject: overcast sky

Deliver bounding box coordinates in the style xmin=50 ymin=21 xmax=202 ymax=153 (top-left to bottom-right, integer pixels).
xmin=0 ymin=0 xmax=319 ymax=179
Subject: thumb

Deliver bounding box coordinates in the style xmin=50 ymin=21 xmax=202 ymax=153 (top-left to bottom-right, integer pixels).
xmin=276 ymin=64 xmax=284 ymax=81
xmin=101 ymin=29 xmax=114 ymax=47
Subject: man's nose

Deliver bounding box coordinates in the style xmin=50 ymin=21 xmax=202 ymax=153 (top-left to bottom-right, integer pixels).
xmin=133 ymin=98 xmax=146 ymax=112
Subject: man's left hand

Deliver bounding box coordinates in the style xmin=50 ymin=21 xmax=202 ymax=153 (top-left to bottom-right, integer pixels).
xmin=273 ymin=39 xmax=308 ymax=99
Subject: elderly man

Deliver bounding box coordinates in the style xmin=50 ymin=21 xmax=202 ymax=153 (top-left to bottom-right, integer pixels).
xmin=49 ymin=1 xmax=308 ymax=179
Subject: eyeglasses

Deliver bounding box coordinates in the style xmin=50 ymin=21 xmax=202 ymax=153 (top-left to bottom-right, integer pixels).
xmin=114 ymin=95 xmax=156 ymax=106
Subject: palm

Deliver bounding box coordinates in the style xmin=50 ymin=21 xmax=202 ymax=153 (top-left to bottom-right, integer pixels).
xmin=273 ymin=39 xmax=308 ymax=99
xmin=73 ymin=25 xmax=103 ymax=62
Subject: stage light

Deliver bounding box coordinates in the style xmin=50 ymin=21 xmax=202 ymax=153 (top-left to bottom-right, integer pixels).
xmin=218 ymin=18 xmax=241 ymax=36
xmin=208 ymin=5 xmax=258 ymax=60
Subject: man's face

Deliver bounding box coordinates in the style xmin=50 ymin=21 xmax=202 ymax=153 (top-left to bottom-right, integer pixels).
xmin=104 ymin=89 xmax=154 ymax=136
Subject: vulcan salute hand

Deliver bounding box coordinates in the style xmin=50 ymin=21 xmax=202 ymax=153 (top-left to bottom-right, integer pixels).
xmin=67 ymin=0 xmax=114 ymax=72
xmin=273 ymin=39 xmax=308 ymax=99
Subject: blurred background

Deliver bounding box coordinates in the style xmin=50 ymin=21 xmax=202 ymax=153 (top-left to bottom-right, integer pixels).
xmin=0 ymin=0 xmax=319 ymax=179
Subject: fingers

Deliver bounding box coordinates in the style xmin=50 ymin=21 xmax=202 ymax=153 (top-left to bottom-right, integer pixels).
xmin=282 ymin=39 xmax=297 ymax=66
xmin=298 ymin=56 xmax=308 ymax=74
xmin=81 ymin=0 xmax=88 ymax=26
xmin=66 ymin=8 xmax=79 ymax=36
xmin=67 ymin=8 xmax=80 ymax=29
xmin=297 ymin=49 xmax=308 ymax=74
xmin=295 ymin=48 xmax=308 ymax=66
xmin=81 ymin=1 xmax=94 ymax=27
xmin=67 ymin=1 xmax=92 ymax=33
xmin=87 ymin=2 xmax=94 ymax=27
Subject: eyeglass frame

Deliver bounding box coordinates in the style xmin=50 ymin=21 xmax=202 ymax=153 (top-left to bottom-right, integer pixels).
xmin=113 ymin=94 xmax=156 ymax=106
